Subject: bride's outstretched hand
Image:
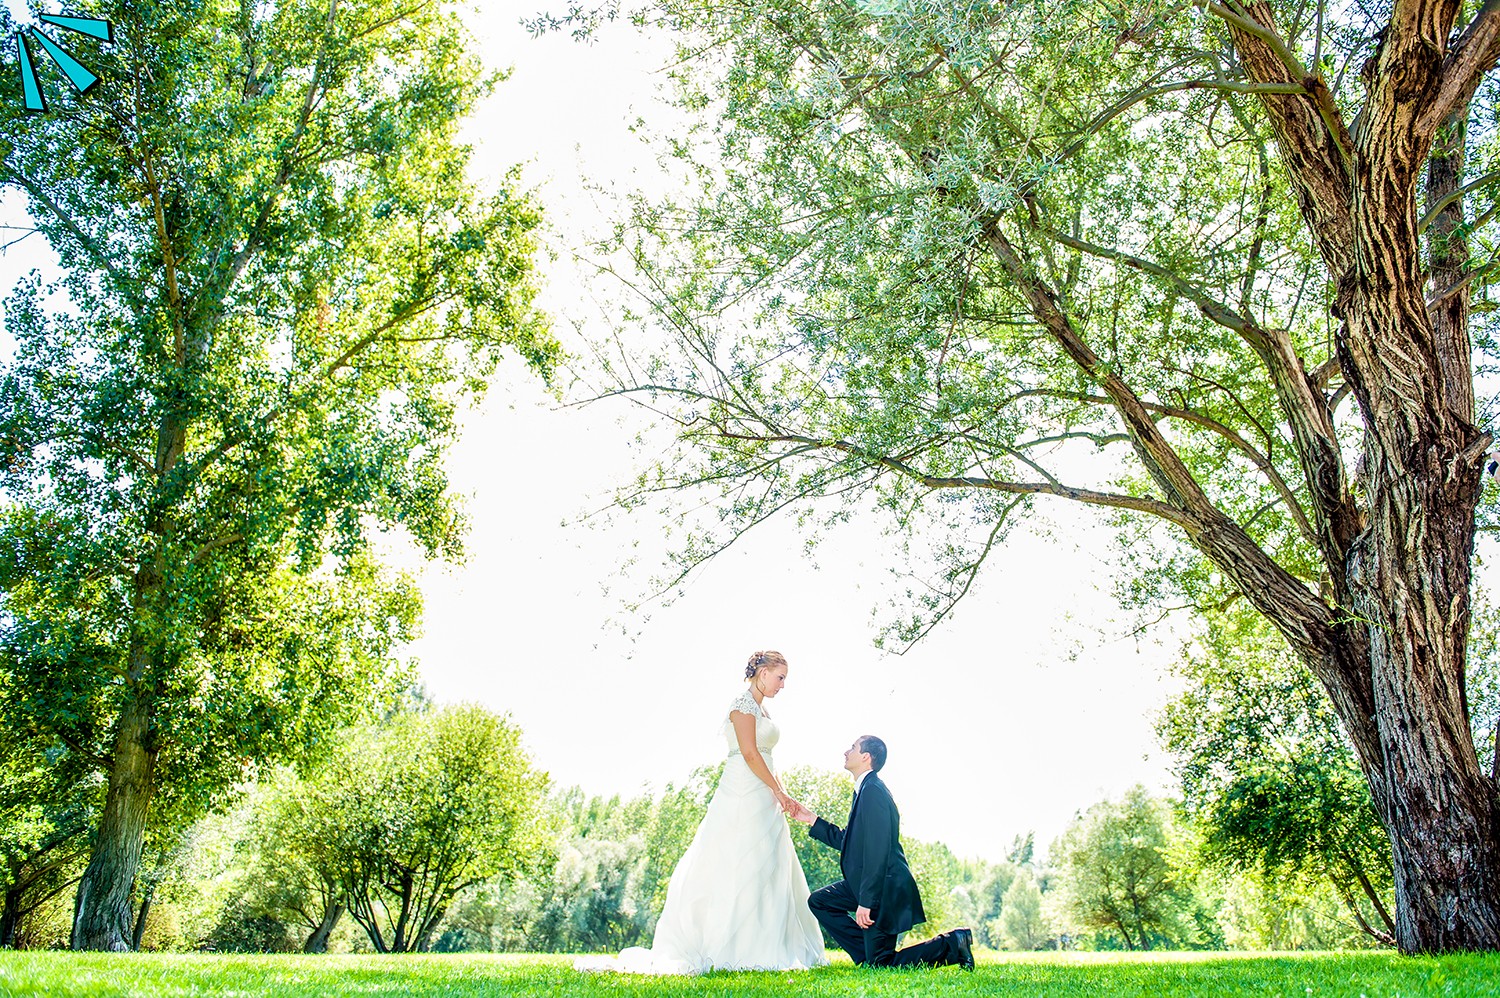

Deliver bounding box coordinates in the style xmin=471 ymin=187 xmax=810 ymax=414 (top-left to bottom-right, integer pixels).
xmin=774 ymin=790 xmax=794 ymax=814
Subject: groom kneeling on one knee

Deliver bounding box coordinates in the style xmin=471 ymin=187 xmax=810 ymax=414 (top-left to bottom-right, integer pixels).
xmin=788 ymin=736 xmax=974 ymax=970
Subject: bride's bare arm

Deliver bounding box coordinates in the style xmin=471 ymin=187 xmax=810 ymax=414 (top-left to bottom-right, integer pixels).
xmin=730 ymin=710 xmax=793 ymax=811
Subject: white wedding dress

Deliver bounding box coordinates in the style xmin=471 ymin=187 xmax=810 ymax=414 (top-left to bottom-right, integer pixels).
xmin=574 ymin=690 xmax=829 ymax=975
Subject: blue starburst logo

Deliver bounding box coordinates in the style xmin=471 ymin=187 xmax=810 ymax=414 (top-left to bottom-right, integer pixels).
xmin=15 ymin=13 xmax=112 ymax=113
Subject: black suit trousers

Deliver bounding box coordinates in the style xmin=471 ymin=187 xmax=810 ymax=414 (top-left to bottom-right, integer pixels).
xmin=808 ymin=881 xmax=957 ymax=968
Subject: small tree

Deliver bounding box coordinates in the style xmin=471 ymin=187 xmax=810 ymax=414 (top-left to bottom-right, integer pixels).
xmin=999 ymin=872 xmax=1050 ymax=951
xmin=337 ymin=706 xmax=549 ymax=953
xmin=230 ymin=773 xmax=353 ymax=953
xmin=0 ymin=736 xmax=95 ymax=948
xmin=529 ymin=836 xmax=648 ymax=952
xmin=1159 ymin=604 xmax=1417 ymax=944
xmin=952 ymin=863 xmax=1017 ymax=950
xmin=1055 ymin=786 xmax=1189 ymax=950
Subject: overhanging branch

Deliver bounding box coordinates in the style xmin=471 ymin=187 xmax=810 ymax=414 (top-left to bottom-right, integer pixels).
xmin=703 ymin=423 xmax=1196 ymax=524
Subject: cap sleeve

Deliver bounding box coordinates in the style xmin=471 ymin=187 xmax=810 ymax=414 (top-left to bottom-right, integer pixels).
xmin=728 ymin=689 xmax=762 ymax=719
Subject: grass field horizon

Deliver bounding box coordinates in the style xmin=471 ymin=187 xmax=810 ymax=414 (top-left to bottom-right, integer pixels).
xmin=3 ymin=949 xmax=1499 ymax=997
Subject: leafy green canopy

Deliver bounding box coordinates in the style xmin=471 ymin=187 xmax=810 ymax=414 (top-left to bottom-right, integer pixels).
xmin=1160 ymin=595 xmax=1500 ymax=943
xmin=555 ymin=0 xmax=1496 ymax=634
xmin=0 ymin=0 xmax=556 ymax=817
xmin=304 ymin=705 xmax=550 ymax=954
xmin=0 ymin=730 xmax=96 ymax=946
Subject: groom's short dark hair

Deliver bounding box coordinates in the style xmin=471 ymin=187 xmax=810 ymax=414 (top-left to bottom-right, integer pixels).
xmin=858 ymin=735 xmax=887 ymax=772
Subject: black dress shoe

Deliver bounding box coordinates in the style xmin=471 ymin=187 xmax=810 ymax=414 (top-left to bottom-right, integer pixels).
xmin=949 ymin=927 xmax=975 ymax=971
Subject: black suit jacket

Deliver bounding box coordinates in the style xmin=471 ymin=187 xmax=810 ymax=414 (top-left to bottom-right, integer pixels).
xmin=809 ymin=772 xmax=925 ymax=934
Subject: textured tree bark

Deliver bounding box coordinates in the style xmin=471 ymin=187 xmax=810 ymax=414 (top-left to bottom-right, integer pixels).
xmin=1426 ymin=111 xmax=1474 ymax=423
xmin=72 ymin=355 xmax=180 ymax=950
xmin=1332 ymin=6 xmax=1500 ymax=949
xmin=1201 ymin=0 xmax=1500 ymax=953
xmin=71 ymin=696 xmax=157 ymax=951
xmin=1344 ymin=459 xmax=1500 ymax=950
xmin=1340 ymin=297 xmax=1500 ymax=949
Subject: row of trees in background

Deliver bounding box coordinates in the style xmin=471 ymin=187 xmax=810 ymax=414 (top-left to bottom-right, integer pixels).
xmin=0 ymin=685 xmax=1411 ymax=953
xmin=1 ymin=702 xmax=550 ymax=953
xmin=16 ymin=557 xmax=1489 ymax=954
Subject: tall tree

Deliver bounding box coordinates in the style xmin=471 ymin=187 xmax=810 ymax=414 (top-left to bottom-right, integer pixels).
xmin=0 ymin=0 xmax=555 ymax=950
xmin=230 ymin=772 xmax=354 ymax=953
xmin=554 ymin=0 xmax=1500 ymax=951
xmin=999 ymin=872 xmax=1050 ymax=951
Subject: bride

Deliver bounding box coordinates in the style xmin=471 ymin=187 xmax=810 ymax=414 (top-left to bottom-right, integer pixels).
xmin=575 ymin=650 xmax=828 ymax=975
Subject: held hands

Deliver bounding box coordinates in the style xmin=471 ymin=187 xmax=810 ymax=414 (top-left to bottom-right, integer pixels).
xmin=784 ymin=797 xmax=816 ymax=825
xmin=773 ymin=789 xmax=816 ymax=825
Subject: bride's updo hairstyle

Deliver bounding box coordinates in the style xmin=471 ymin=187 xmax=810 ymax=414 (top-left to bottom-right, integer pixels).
xmin=745 ymin=650 xmax=788 ymax=680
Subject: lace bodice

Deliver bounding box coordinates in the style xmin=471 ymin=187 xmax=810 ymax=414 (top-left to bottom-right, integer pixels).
xmin=724 ymin=689 xmax=779 ymax=756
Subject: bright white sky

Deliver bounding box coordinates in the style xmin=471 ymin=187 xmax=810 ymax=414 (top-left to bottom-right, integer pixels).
xmin=0 ymin=1 xmax=1185 ymax=863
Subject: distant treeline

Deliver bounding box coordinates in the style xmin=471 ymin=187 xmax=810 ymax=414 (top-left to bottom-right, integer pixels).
xmin=3 ymin=689 xmax=1400 ymax=953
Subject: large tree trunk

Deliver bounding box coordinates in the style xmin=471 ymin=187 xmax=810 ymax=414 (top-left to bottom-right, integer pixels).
xmin=1329 ymin=29 xmax=1500 ymax=947
xmin=71 ymin=697 xmax=157 ymax=951
xmin=1210 ymin=0 xmax=1500 ymax=952
xmin=1347 ymin=488 xmax=1500 ymax=949
xmin=1344 ymin=455 xmax=1500 ymax=950
xmin=303 ymin=903 xmax=343 ymax=953
xmin=71 ymin=387 xmax=177 ymax=952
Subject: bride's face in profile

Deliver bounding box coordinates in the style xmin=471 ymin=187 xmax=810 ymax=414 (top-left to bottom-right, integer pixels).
xmin=757 ymin=665 xmax=788 ymax=698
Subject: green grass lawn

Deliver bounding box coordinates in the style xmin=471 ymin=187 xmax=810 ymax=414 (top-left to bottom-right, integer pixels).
xmin=2 ymin=950 xmax=1498 ymax=997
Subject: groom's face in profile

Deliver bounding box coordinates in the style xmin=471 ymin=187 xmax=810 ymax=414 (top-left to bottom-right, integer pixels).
xmin=843 ymin=739 xmax=871 ymax=776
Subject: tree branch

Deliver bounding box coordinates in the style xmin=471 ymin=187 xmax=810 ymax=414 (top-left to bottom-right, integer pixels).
xmin=1038 ymin=223 xmax=1360 ymax=595
xmin=1205 ymin=0 xmax=1353 ymax=173
xmin=1425 ymin=0 xmax=1500 ymax=134
xmin=1016 ymin=388 xmax=1318 ymax=548
xmin=889 ymin=497 xmax=1025 ymax=653
xmin=190 ymin=533 xmax=246 ymax=564
xmin=1205 ymin=0 xmax=1311 ymax=79
xmin=1419 ymin=168 xmax=1500 ymax=233
xmin=714 ymin=426 xmax=1198 ymax=526
xmin=1213 ymin=1 xmax=1354 ymax=279
xmin=1041 ymin=227 xmax=1262 ymax=338
xmin=0 ymin=167 xmax=131 ymax=293
xmin=983 ymin=218 xmax=1343 ymax=671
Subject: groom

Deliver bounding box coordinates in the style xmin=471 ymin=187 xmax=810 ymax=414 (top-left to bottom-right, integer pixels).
xmin=789 ymin=736 xmax=974 ymax=970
